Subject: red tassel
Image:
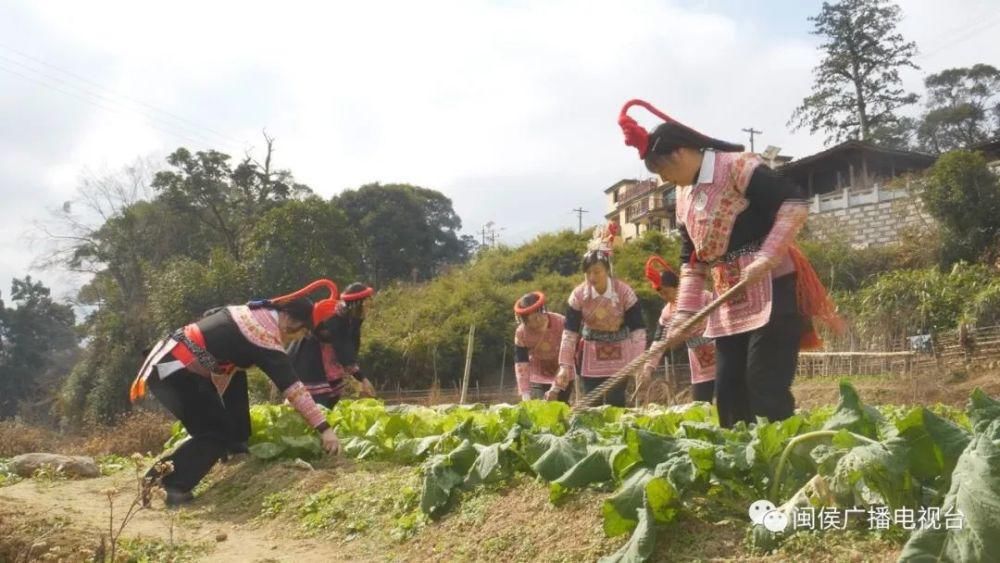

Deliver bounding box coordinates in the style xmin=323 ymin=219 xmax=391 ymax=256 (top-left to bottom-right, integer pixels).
xmin=800 ymin=326 xmax=823 ymax=350
xmin=788 ymin=245 xmax=844 ymax=347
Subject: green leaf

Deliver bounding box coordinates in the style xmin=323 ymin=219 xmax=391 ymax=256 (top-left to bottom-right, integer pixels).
xmin=895 ymin=407 xmax=971 ymax=483
xmin=420 ymin=440 xmax=478 ymax=515
xmin=900 ymin=418 xmax=1000 ymax=562
xmin=517 ymin=400 xmax=570 ymax=434
xmin=342 ymin=436 xmax=379 ymax=459
xmin=599 ymin=492 xmax=657 ymax=563
xmin=644 ymin=477 xmax=679 ymax=523
xmin=822 ymin=380 xmax=890 ymax=440
xmin=968 ymin=388 xmax=1000 ymax=432
xmin=393 ymin=436 xmax=443 ymax=463
xmin=530 ymin=435 xmax=588 ymax=482
xmin=248 ymin=442 xmax=285 ymax=460
xmin=829 ymin=437 xmax=915 ymax=509
xmin=602 ymin=467 xmax=655 ymax=537
xmin=465 ymin=443 xmax=512 ymax=487
xmin=551 ymin=445 xmax=628 ymax=493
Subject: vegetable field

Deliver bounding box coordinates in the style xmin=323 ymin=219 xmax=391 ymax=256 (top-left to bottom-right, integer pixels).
xmin=166 ymin=382 xmax=1000 ymax=562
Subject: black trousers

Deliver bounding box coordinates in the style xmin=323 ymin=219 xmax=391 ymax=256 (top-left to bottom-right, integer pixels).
xmin=147 ymin=369 xmax=251 ymax=493
xmin=713 ymin=275 xmax=802 ymax=428
xmin=582 ymin=376 xmax=627 ymax=408
xmin=313 ymin=393 xmax=341 ymax=409
xmin=691 ymin=380 xmax=715 ymax=403
xmin=530 ymin=382 xmax=571 ymax=402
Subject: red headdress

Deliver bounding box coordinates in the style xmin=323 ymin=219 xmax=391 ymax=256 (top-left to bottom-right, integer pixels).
xmin=514 ymin=291 xmax=546 ymax=317
xmin=618 ymin=99 xmax=678 ymax=159
xmin=342 ymin=284 xmax=375 ymax=302
xmin=644 ymin=256 xmax=673 ymax=289
xmin=618 ymin=99 xmax=743 ymax=159
xmin=270 ymin=279 xmax=340 ymax=328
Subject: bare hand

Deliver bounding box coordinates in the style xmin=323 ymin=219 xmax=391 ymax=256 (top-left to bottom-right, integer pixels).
xmin=520 ymin=392 xmax=533 ymax=402
xmin=543 ymin=387 xmax=561 ymax=401
xmin=321 ymin=428 xmax=340 ymax=455
xmin=740 ymin=257 xmax=772 ymax=285
xmin=666 ymin=313 xmax=693 ymax=341
xmin=359 ymin=378 xmax=377 ymax=398
xmin=637 ymin=366 xmax=654 ymax=390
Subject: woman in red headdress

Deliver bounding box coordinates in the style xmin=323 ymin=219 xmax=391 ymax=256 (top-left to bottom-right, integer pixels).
xmin=617 ymin=100 xmax=841 ymax=427
xmin=639 ymin=256 xmax=716 ymax=403
xmin=288 ymin=282 xmax=377 ymax=407
xmin=129 ymin=280 xmax=342 ymax=505
xmin=546 ymin=230 xmax=646 ymax=407
xmin=513 ymin=291 xmax=569 ymax=402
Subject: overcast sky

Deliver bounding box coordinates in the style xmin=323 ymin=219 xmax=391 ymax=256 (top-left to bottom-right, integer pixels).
xmin=2 ymin=0 xmax=998 ymax=301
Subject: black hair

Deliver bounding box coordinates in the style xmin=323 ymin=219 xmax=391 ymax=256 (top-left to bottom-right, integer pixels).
xmin=342 ymin=282 xmax=371 ymax=317
xmin=250 ymin=297 xmax=314 ymax=328
xmin=660 ymin=270 xmax=680 ymax=289
xmin=581 ymin=250 xmax=611 ymax=273
xmin=516 ymin=293 xmax=546 ymax=323
xmin=643 ymin=121 xmax=744 ymax=173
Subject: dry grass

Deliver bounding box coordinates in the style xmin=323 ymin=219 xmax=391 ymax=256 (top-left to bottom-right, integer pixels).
xmin=0 ymin=421 xmax=69 ymax=458
xmin=0 ymin=410 xmax=172 ymax=458
xmin=77 ymin=411 xmax=173 ymax=458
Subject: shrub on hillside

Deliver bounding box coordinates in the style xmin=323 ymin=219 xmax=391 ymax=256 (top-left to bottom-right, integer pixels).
xmin=362 ymin=229 xmax=680 ymax=389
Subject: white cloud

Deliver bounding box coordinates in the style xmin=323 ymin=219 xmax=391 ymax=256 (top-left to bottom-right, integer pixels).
xmin=0 ymin=0 xmax=996 ymax=298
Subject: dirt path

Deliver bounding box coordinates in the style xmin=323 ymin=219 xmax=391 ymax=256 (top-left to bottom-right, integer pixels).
xmin=0 ymin=465 xmax=329 ymax=562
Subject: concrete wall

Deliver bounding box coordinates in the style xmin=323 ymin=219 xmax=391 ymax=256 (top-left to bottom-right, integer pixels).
xmin=806 ymin=194 xmax=936 ymax=248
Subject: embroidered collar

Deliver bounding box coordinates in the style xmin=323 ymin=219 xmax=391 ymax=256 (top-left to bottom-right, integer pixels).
xmin=695 ymin=150 xmax=716 ymax=184
xmin=586 ymin=280 xmax=619 ymax=305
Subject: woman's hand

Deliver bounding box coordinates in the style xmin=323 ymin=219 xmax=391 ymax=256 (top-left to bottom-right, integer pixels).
xmin=358 ymin=378 xmax=377 ymax=398
xmin=740 ymin=257 xmax=773 ymax=285
xmin=321 ymin=428 xmax=341 ymax=455
xmin=666 ymin=312 xmax=694 ymax=341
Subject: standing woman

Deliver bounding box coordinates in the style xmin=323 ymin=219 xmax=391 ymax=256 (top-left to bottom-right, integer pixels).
xmin=547 ymin=228 xmax=646 ymax=407
xmin=618 ymin=99 xmax=840 ymax=427
xmin=639 ymin=256 xmax=716 ymax=403
xmin=513 ymin=291 xmax=569 ymax=402
xmin=288 ymin=282 xmax=377 ymax=407
xmin=129 ymin=280 xmax=342 ymax=505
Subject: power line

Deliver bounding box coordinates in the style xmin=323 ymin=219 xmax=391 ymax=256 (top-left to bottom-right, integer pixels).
xmin=917 ymin=15 xmax=1000 ymax=61
xmin=0 ymin=55 xmax=232 ymax=151
xmin=0 ymin=62 xmax=218 ymax=151
xmin=0 ymin=43 xmax=245 ymax=149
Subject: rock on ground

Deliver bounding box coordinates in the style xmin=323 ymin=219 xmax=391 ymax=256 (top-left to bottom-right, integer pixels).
xmin=9 ymin=453 xmax=100 ymax=478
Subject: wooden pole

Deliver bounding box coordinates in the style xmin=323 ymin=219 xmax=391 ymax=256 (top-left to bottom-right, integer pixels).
xmin=499 ymin=343 xmax=507 ymax=395
xmin=460 ymin=324 xmax=476 ymax=404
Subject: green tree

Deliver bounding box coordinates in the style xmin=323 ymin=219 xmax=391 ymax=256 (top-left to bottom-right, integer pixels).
xmin=790 ymin=0 xmax=919 ymax=145
xmin=919 ymin=150 xmax=1000 ymax=264
xmin=917 ymin=64 xmax=1000 ymax=154
xmin=244 ymin=197 xmax=359 ymax=296
xmin=0 ymin=277 xmax=77 ymax=419
xmin=333 ymin=183 xmax=470 ymax=286
xmin=152 ymin=138 xmax=310 ymax=260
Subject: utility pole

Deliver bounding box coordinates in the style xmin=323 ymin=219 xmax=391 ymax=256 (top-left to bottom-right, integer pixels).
xmin=481 ymin=221 xmax=503 ymax=248
xmin=741 ymin=127 xmax=762 ymax=153
xmin=571 ymin=207 xmax=589 ymax=233
xmin=481 ymin=221 xmax=493 ymax=247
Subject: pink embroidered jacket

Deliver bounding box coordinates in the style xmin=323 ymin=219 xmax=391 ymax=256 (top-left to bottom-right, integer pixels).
xmin=674 ymin=150 xmax=808 ymax=338
xmin=514 ymin=312 xmax=565 ymax=393
xmin=558 ymin=278 xmax=646 ymax=382
xmin=645 ymin=293 xmax=716 ymax=384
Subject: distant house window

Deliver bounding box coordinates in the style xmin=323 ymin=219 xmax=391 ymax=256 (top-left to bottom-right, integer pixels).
xmin=613 ymin=189 xmax=619 ymax=204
